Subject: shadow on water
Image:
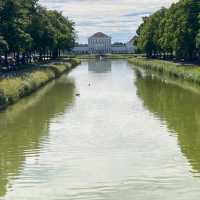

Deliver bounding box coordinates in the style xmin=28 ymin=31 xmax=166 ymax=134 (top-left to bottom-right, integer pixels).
xmin=135 ymin=69 xmax=200 ymax=175
xmin=0 ymin=75 xmax=75 ymax=197
xmin=88 ymin=59 xmax=111 ymax=74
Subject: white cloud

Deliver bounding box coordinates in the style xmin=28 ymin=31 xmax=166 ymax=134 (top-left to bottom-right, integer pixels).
xmin=39 ymin=0 xmax=178 ymax=43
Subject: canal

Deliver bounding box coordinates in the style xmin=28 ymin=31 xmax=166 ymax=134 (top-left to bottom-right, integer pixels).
xmin=1 ymin=60 xmax=200 ymax=199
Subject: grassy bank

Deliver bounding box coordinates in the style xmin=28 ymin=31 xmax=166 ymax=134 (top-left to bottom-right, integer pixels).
xmin=0 ymin=58 xmax=80 ymax=110
xmin=128 ymin=57 xmax=200 ymax=84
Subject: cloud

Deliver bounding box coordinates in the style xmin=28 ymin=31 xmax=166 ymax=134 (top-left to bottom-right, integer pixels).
xmin=39 ymin=0 xmax=178 ymax=43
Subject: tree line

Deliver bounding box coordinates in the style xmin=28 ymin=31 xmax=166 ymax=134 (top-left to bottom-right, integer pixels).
xmin=0 ymin=0 xmax=76 ymax=67
xmin=135 ymin=0 xmax=200 ymax=62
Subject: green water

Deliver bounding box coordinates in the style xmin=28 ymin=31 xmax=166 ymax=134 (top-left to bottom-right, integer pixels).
xmin=1 ymin=60 xmax=200 ymax=199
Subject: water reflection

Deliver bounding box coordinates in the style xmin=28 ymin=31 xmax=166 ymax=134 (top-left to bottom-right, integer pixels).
xmin=0 ymin=76 xmax=75 ymax=197
xmin=135 ymin=69 xmax=200 ymax=174
xmin=88 ymin=59 xmax=111 ymax=73
xmin=2 ymin=61 xmax=200 ymax=199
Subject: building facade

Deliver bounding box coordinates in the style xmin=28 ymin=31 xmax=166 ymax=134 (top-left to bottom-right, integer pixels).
xmin=111 ymin=43 xmax=127 ymax=54
xmin=72 ymin=44 xmax=89 ymax=54
xmin=72 ymin=33 xmax=136 ymax=54
xmin=88 ymin=32 xmax=111 ymax=54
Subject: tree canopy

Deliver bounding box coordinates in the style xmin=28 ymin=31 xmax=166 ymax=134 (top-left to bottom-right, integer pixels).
xmin=0 ymin=0 xmax=76 ymax=66
xmin=135 ymin=0 xmax=200 ymax=62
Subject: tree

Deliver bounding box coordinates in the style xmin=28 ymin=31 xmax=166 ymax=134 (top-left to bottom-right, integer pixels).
xmin=47 ymin=10 xmax=75 ymax=58
xmin=27 ymin=6 xmax=56 ymax=59
xmin=0 ymin=0 xmax=76 ymax=67
xmin=135 ymin=0 xmax=200 ymax=62
xmin=0 ymin=36 xmax=8 ymax=66
xmin=196 ymin=14 xmax=200 ymax=60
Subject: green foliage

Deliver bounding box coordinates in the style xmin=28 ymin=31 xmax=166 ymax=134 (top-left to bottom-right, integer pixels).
xmin=135 ymin=0 xmax=200 ymax=61
xmin=0 ymin=0 xmax=75 ymax=65
xmin=196 ymin=14 xmax=200 ymax=56
xmin=0 ymin=36 xmax=8 ymax=53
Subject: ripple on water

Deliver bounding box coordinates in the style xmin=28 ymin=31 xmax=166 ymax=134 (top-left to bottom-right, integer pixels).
xmin=1 ymin=60 xmax=200 ymax=200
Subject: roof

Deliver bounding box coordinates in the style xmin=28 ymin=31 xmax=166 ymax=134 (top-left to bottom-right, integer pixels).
xmin=89 ymin=32 xmax=110 ymax=38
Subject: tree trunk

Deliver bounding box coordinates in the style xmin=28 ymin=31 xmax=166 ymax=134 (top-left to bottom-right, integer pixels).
xmin=16 ymin=52 xmax=20 ymax=65
xmin=52 ymin=48 xmax=59 ymax=58
xmin=4 ymin=52 xmax=8 ymax=66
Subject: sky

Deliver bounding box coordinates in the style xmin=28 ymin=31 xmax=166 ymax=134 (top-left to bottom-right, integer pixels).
xmin=39 ymin=0 xmax=178 ymax=44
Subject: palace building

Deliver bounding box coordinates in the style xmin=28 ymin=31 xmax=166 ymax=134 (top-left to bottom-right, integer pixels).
xmin=72 ymin=32 xmax=135 ymax=54
xmin=88 ymin=32 xmax=112 ymax=54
